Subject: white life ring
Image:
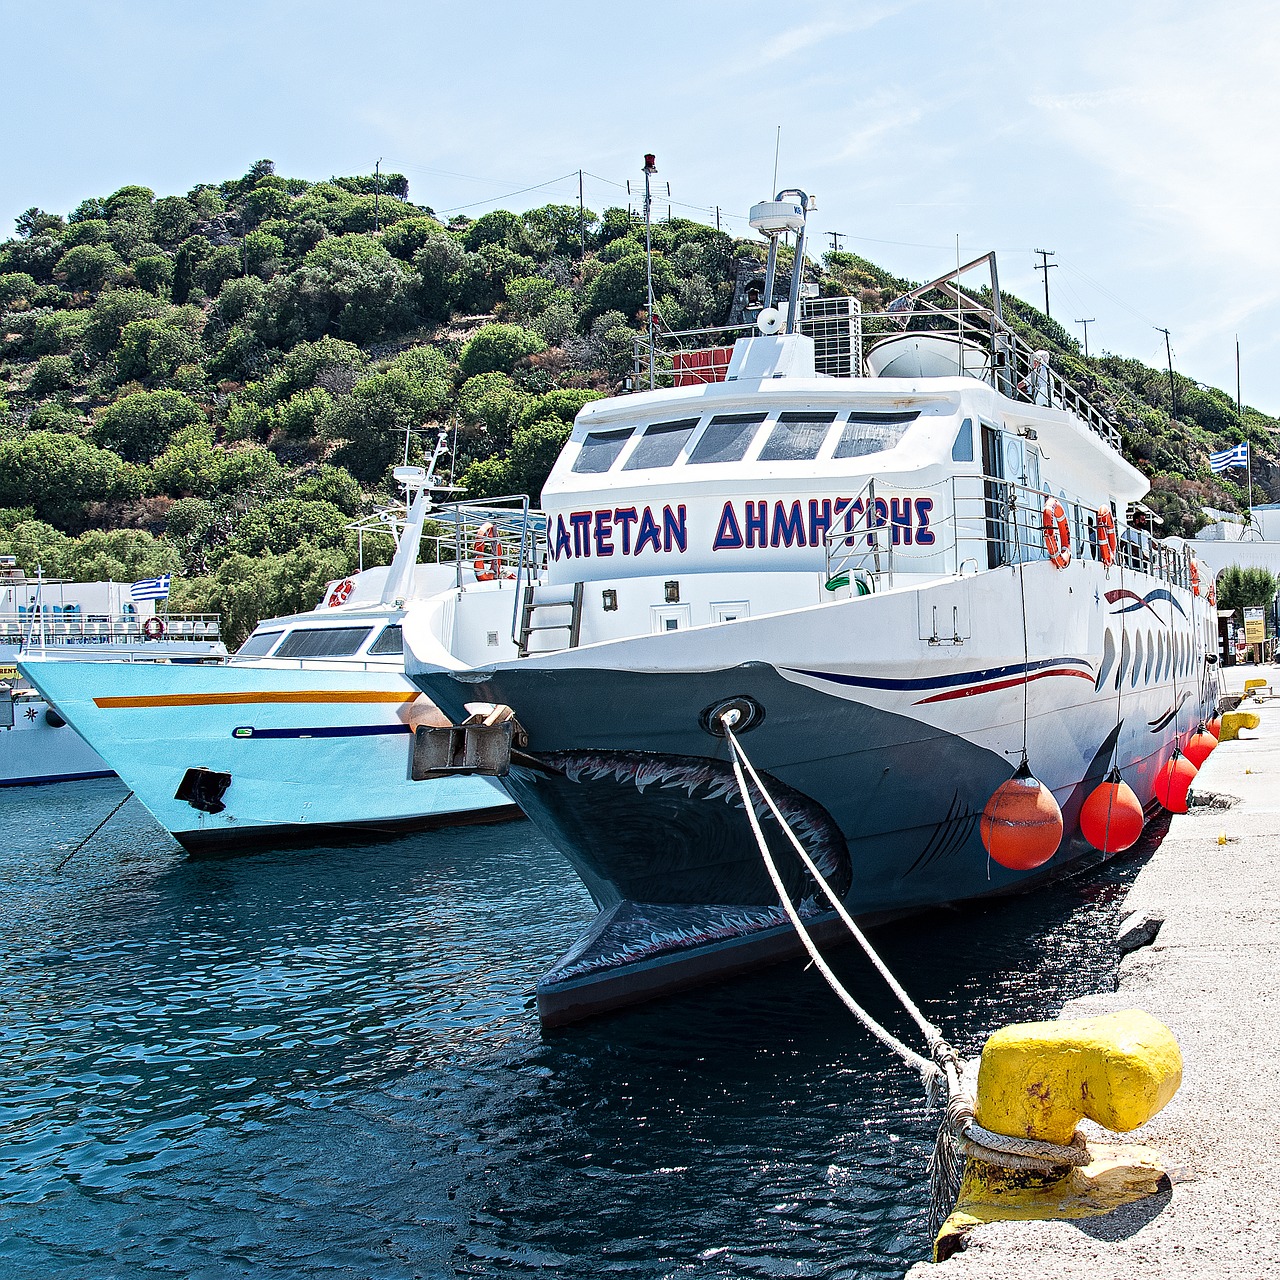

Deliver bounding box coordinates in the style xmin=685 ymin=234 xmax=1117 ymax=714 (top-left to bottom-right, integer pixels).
xmin=142 ymin=616 xmax=165 ymax=640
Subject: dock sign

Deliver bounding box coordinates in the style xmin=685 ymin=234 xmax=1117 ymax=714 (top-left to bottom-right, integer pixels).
xmin=1244 ymin=607 xmax=1266 ymax=644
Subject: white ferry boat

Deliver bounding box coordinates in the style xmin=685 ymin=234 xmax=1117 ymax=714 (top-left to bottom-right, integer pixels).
xmin=400 ymin=190 xmax=1221 ymax=1024
xmin=20 ymin=473 xmax=520 ymax=850
xmin=0 ymin=565 xmax=226 ymax=786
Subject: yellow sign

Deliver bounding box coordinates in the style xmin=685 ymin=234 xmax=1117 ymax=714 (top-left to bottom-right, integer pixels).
xmin=1244 ymin=608 xmax=1266 ymax=644
xmin=0 ymin=665 xmax=16 ymax=681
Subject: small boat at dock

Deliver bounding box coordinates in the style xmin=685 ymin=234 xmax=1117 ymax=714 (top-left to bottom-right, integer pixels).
xmin=20 ymin=473 xmax=521 ymax=850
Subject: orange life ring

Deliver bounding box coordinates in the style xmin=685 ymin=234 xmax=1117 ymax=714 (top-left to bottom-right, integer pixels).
xmin=473 ymin=522 xmax=502 ymax=582
xmin=142 ymin=616 xmax=165 ymax=640
xmin=1207 ymin=577 xmax=1217 ymax=607
xmin=327 ymin=578 xmax=354 ymax=607
xmin=1042 ymin=498 xmax=1072 ymax=568
xmin=1189 ymin=557 xmax=1201 ymax=597
xmin=1096 ymin=507 xmax=1118 ymax=567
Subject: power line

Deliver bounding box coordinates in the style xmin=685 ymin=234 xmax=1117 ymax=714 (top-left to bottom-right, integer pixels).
xmin=434 ymin=171 xmax=581 ymax=214
xmin=827 ymin=231 xmax=846 ymax=253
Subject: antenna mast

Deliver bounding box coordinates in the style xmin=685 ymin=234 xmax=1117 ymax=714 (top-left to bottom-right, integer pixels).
xmin=643 ymin=153 xmax=657 ymax=390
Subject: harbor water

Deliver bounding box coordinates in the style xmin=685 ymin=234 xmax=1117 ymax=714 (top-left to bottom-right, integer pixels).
xmin=1 ymin=779 xmax=1160 ymax=1279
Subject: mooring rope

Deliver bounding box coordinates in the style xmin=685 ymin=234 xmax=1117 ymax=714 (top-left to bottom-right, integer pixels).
xmin=719 ymin=712 xmax=1090 ymax=1229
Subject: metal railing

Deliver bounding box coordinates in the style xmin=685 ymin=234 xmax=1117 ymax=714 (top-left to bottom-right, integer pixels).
xmin=424 ymin=496 xmax=548 ymax=643
xmin=1 ymin=612 xmax=222 ymax=646
xmin=824 ymin=476 xmax=1190 ymax=594
xmin=633 ymin=295 xmax=863 ymax=385
xmin=632 ymin=281 xmax=1123 ymax=451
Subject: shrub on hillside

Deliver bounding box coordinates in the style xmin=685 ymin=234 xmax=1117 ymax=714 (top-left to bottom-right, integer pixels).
xmin=458 ymin=323 xmax=545 ymax=378
xmin=94 ymin=389 xmax=205 ymax=462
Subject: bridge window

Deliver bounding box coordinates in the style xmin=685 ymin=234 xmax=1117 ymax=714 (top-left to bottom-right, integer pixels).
xmin=688 ymin=412 xmax=767 ymax=465
xmin=952 ymin=417 xmax=974 ymax=462
xmin=368 ymin=624 xmax=404 ymax=656
xmin=833 ymin=410 xmax=920 ymax=459
xmin=572 ymin=428 xmax=633 ymax=474
xmin=758 ymin=411 xmax=837 ymax=462
xmin=623 ymin=417 xmax=700 ymax=470
xmin=237 ymin=628 xmax=283 ymax=657
xmin=274 ymin=626 xmax=373 ymax=659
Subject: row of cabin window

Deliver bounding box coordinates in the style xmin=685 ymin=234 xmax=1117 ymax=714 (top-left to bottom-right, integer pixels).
xmin=16 ymin=603 xmax=141 ymax=617
xmin=236 ymin=623 xmax=404 ymax=660
xmin=572 ymin=409 xmax=922 ymax=475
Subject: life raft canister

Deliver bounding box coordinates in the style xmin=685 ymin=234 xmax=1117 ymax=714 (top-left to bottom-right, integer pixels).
xmin=473 ymin=522 xmax=502 ymax=582
xmin=1096 ymin=506 xmax=1118 ymax=566
xmin=327 ymin=578 xmax=354 ymax=607
xmin=1042 ymin=497 xmax=1072 ymax=568
xmin=142 ymin=615 xmax=165 ymax=640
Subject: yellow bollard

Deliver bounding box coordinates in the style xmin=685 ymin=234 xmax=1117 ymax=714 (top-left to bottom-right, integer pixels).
xmin=974 ymin=1010 xmax=1181 ymax=1144
xmin=1244 ymin=678 xmax=1267 ymax=692
xmin=1221 ymin=710 xmax=1260 ymax=741
xmin=935 ymin=1011 xmax=1182 ymax=1260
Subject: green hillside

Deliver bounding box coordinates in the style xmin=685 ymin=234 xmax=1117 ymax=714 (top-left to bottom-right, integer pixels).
xmin=1 ymin=160 xmax=1272 ymax=644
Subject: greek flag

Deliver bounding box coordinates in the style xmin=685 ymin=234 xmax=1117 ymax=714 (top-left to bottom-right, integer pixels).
xmin=1209 ymin=442 xmax=1248 ymax=474
xmin=130 ymin=574 xmax=172 ymax=602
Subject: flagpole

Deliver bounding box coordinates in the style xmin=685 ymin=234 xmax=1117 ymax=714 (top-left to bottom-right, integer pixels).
xmin=1238 ymin=337 xmax=1252 ymax=532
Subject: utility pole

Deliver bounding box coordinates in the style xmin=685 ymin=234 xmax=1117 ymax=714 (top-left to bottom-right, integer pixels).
xmin=1156 ymin=327 xmax=1177 ymax=418
xmin=374 ymin=158 xmax=382 ymax=232
xmin=643 ymin=153 xmax=657 ymax=390
xmin=827 ymin=231 xmax=845 ymax=253
xmin=1034 ymin=249 xmax=1057 ymax=318
xmin=578 ymin=169 xmax=585 ymax=259
xmin=715 ymin=205 xmax=721 ymax=232
xmin=1075 ymin=317 xmax=1095 ymax=358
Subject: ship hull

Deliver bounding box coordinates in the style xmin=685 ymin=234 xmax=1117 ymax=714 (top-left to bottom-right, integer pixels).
xmin=20 ymin=659 xmax=519 ymax=851
xmin=407 ymin=559 xmax=1219 ymax=1023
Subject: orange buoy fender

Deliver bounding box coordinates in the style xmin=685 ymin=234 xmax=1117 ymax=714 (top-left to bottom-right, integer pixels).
xmin=473 ymin=522 xmax=501 ymax=581
xmin=1153 ymin=752 xmax=1198 ymax=814
xmin=980 ymin=761 xmax=1064 ymax=870
xmin=1042 ymin=498 xmax=1072 ymax=569
xmin=1079 ymin=768 xmax=1145 ymax=853
xmin=1096 ymin=506 xmax=1118 ymax=567
xmin=1184 ymin=729 xmax=1217 ymax=768
xmin=1205 ymin=717 xmax=1222 ymax=740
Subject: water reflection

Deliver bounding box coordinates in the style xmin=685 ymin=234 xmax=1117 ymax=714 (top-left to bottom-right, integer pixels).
xmin=0 ymin=779 xmax=1155 ymax=1277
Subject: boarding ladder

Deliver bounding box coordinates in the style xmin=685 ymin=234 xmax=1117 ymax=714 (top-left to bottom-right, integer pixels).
xmin=517 ymin=581 xmax=584 ymax=657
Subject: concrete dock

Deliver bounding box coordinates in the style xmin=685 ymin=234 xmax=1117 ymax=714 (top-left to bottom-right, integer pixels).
xmin=912 ymin=666 xmax=1280 ymax=1278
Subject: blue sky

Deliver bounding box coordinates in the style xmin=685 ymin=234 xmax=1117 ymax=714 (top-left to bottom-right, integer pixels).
xmin=4 ymin=0 xmax=1277 ymax=411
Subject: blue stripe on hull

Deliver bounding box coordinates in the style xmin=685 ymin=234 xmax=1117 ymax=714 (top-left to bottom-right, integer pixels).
xmin=232 ymin=724 xmax=411 ymax=740
xmin=787 ymin=655 xmax=1092 ymax=693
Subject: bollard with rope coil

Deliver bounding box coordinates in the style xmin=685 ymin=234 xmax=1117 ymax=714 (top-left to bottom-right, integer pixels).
xmin=719 ymin=708 xmax=1096 ymax=1232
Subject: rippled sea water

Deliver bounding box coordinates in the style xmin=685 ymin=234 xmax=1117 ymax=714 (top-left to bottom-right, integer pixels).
xmin=0 ymin=779 xmax=1160 ymax=1279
